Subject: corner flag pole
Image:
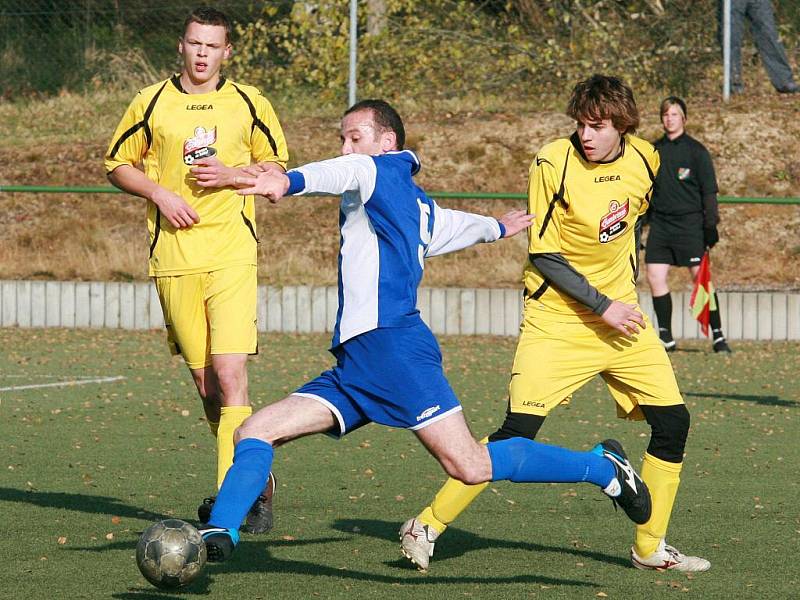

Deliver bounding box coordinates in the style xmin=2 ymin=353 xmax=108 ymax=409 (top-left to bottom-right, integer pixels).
xmin=723 ymin=0 xmax=731 ymax=102
xmin=348 ymin=0 xmax=358 ymax=107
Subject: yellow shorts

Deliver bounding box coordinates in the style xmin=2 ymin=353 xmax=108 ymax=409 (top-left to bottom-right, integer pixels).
xmin=154 ymin=265 xmax=258 ymax=369
xmin=508 ymin=307 xmax=683 ymax=420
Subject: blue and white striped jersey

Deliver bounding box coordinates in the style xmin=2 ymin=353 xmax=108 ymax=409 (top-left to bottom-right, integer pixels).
xmin=286 ymin=150 xmax=503 ymax=347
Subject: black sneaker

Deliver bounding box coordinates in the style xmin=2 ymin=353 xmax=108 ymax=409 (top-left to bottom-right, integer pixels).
xmin=198 ymin=525 xmax=238 ymax=563
xmin=242 ymin=472 xmax=277 ymax=534
xmin=658 ymin=328 xmax=676 ymax=352
xmin=594 ymin=439 xmax=651 ymax=525
xmin=712 ymin=336 xmax=732 ymax=353
xmin=197 ymin=496 xmax=215 ymax=524
xmin=197 ymin=472 xmax=277 ymax=533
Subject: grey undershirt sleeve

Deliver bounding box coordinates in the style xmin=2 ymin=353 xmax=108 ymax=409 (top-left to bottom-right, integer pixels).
xmin=530 ymin=253 xmax=612 ymax=315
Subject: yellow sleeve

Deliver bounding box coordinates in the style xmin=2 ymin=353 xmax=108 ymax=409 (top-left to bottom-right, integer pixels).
xmin=528 ymin=155 xmax=564 ymax=254
xmin=104 ymin=93 xmax=147 ymax=173
xmin=252 ymin=93 xmax=289 ymax=169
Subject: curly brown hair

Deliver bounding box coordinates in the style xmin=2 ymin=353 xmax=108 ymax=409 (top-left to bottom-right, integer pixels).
xmin=566 ymin=74 xmax=639 ymax=134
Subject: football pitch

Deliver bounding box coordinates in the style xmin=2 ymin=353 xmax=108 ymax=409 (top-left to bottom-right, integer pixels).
xmin=1 ymin=328 xmax=798 ymax=599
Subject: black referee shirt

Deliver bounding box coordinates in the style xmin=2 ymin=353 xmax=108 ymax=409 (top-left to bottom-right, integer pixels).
xmin=652 ymin=133 xmax=718 ymax=219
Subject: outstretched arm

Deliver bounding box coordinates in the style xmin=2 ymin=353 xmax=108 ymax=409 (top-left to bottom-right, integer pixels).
xmin=425 ymin=204 xmax=533 ymax=257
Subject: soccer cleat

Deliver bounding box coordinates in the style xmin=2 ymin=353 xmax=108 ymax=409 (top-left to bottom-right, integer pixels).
xmin=198 ymin=525 xmax=239 ymax=563
xmin=197 ymin=472 xmax=277 ymax=533
xmin=658 ymin=328 xmax=676 ymax=352
xmin=712 ymin=336 xmax=732 ymax=353
xmin=631 ymin=539 xmax=711 ymax=572
xmin=594 ymin=439 xmax=652 ymax=525
xmin=197 ymin=496 xmax=215 ymax=524
xmin=242 ymin=472 xmax=277 ymax=534
xmin=399 ymin=518 xmax=440 ymax=572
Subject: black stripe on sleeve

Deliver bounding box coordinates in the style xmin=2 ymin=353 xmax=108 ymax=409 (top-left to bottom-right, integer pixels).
xmin=630 ymin=143 xmax=656 ymax=182
xmin=109 ymin=80 xmax=169 ymax=159
xmin=537 ymin=147 xmax=571 ymax=239
xmin=231 ymin=83 xmax=279 ymax=156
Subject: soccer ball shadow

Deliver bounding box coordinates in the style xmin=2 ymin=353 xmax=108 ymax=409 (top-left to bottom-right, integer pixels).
xmin=136 ymin=519 xmax=207 ymax=590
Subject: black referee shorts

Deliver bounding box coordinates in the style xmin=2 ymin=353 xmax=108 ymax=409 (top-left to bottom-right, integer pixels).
xmin=645 ymin=217 xmax=704 ymax=267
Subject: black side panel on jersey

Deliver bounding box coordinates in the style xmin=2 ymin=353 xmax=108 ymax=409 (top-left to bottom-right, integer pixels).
xmin=149 ymin=207 xmax=162 ymax=257
xmin=537 ymin=146 xmax=571 ymax=239
xmin=108 ymin=81 xmax=169 ymax=159
xmin=231 ymin=84 xmax=279 ymax=156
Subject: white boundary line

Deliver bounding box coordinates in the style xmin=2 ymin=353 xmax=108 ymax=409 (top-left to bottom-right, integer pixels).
xmin=0 ymin=376 xmax=126 ymax=392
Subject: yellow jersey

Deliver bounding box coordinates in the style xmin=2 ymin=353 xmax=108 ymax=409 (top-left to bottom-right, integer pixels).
xmin=524 ymin=132 xmax=659 ymax=322
xmin=105 ymin=75 xmax=289 ymax=276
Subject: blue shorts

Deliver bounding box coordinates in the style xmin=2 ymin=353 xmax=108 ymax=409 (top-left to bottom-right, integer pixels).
xmin=294 ymin=323 xmax=462 ymax=437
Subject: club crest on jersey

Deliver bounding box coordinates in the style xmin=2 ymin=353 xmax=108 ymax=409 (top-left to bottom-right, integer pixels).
xmin=598 ymin=199 xmax=629 ymax=243
xmin=183 ymin=126 xmax=217 ymax=165
xmin=677 ymin=167 xmax=691 ymax=180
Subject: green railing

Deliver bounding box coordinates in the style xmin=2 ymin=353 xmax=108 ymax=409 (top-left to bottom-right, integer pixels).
xmin=0 ymin=184 xmax=799 ymax=205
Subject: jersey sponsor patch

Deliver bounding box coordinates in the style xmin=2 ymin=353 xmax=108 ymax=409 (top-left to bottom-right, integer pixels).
xmin=183 ymin=126 xmax=218 ymax=165
xmin=677 ymin=167 xmax=691 ymax=180
xmin=598 ymin=199 xmax=629 ymax=243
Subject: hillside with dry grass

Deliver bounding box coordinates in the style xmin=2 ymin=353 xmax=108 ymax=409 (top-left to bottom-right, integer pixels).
xmin=1 ymin=89 xmax=799 ymax=291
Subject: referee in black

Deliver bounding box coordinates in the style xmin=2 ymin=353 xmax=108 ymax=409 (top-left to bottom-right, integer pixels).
xmin=645 ymin=97 xmax=731 ymax=353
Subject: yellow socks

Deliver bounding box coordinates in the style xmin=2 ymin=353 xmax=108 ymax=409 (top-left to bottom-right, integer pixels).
xmin=634 ymin=452 xmax=682 ymax=557
xmin=216 ymin=405 xmax=252 ymax=490
xmin=417 ymin=437 xmax=491 ymax=534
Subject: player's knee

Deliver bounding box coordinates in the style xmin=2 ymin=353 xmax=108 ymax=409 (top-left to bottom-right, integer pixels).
xmin=641 ymin=404 xmax=690 ymax=462
xmin=439 ymin=446 xmax=491 ymax=485
xmin=488 ymin=412 xmax=545 ymax=442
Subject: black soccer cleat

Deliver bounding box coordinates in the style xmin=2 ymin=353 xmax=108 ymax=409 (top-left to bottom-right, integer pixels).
xmin=242 ymin=472 xmax=277 ymax=534
xmin=198 ymin=525 xmax=238 ymax=563
xmin=594 ymin=439 xmax=652 ymax=525
xmin=712 ymin=336 xmax=732 ymax=353
xmin=197 ymin=496 xmax=215 ymax=524
xmin=658 ymin=328 xmax=676 ymax=352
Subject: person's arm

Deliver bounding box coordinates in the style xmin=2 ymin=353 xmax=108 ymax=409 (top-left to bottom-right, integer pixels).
xmin=234 ymin=154 xmax=378 ymax=202
xmin=696 ymin=144 xmax=720 ymax=245
xmin=104 ymin=92 xmax=198 ymax=229
xmin=424 ymin=204 xmax=533 ymax=257
xmin=107 ymin=165 xmax=199 ymax=229
xmin=531 ymin=253 xmax=612 ymax=315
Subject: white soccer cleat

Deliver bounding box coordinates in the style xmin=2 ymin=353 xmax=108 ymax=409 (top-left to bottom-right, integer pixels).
xmin=631 ymin=539 xmax=711 ymax=572
xmin=399 ymin=518 xmax=440 ymax=572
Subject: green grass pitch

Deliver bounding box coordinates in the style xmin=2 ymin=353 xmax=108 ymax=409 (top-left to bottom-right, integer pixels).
xmin=1 ymin=329 xmax=798 ymax=599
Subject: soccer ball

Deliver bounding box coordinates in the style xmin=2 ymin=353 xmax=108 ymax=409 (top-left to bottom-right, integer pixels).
xmin=136 ymin=519 xmax=207 ymax=589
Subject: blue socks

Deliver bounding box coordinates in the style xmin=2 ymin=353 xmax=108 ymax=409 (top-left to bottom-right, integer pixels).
xmin=488 ymin=437 xmax=615 ymax=487
xmin=209 ymin=438 xmax=274 ymax=531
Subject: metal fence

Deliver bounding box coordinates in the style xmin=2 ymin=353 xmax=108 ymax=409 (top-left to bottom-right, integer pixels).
xmin=0 ymin=0 xmax=267 ymax=97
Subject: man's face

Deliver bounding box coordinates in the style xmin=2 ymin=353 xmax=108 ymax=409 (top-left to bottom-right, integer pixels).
xmin=576 ymin=118 xmax=623 ymax=162
xmin=178 ymin=22 xmax=231 ymax=86
xmin=340 ymin=110 xmax=396 ymax=156
xmin=661 ymin=105 xmax=686 ymax=137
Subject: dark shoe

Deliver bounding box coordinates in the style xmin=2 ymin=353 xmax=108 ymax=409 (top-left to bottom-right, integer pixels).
xmin=713 ymin=336 xmax=732 ymax=353
xmin=594 ymin=439 xmax=652 ymax=525
xmin=197 ymin=496 xmax=215 ymax=524
xmin=242 ymin=472 xmax=277 ymax=534
xmin=658 ymin=328 xmax=676 ymax=352
xmin=197 ymin=472 xmax=277 ymax=533
xmin=198 ymin=525 xmax=238 ymax=562
xmin=777 ymin=83 xmax=800 ymax=94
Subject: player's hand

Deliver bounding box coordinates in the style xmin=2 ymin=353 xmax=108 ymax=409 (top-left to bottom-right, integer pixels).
xmin=703 ymin=226 xmax=719 ymax=249
xmin=498 ymin=209 xmax=535 ymax=238
xmin=190 ymin=156 xmax=237 ymax=188
xmin=235 ymin=171 xmax=290 ymax=203
xmin=601 ymin=300 xmax=646 ymax=337
xmin=151 ymin=187 xmax=199 ymax=229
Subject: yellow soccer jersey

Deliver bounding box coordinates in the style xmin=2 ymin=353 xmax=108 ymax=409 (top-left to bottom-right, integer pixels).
xmin=105 ymin=76 xmax=289 ymax=276
xmin=524 ymin=132 xmax=659 ymax=322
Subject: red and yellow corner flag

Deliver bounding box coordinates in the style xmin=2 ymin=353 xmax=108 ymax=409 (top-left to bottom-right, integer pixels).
xmin=690 ymin=251 xmax=717 ymax=337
